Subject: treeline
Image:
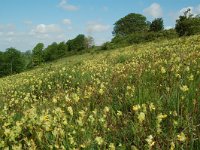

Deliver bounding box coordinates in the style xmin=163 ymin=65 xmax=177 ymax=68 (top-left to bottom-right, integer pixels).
xmin=0 ymin=34 xmax=94 ymax=77
xmin=0 ymin=9 xmax=200 ymax=77
xmin=101 ymin=8 xmax=200 ymax=50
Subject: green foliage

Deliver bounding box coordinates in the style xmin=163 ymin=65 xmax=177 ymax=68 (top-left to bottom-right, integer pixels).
xmin=22 ymin=50 xmax=33 ymax=69
xmin=0 ymin=51 xmax=4 ymax=76
xmin=67 ymin=34 xmax=88 ymax=52
xmin=32 ymin=43 xmax=44 ymax=66
xmin=175 ymin=9 xmax=200 ymax=36
xmin=111 ymin=29 xmax=178 ymax=48
xmin=57 ymin=42 xmax=68 ymax=57
xmin=43 ymin=42 xmax=59 ymax=62
xmin=150 ymin=18 xmax=164 ymax=32
xmin=101 ymin=42 xmax=115 ymax=50
xmin=3 ymin=48 xmax=25 ymax=75
xmin=113 ymin=13 xmax=149 ymax=36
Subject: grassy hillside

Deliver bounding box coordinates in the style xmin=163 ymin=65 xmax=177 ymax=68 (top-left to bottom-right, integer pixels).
xmin=0 ymin=35 xmax=200 ymax=149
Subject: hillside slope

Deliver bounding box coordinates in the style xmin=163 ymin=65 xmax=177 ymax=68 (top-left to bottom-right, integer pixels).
xmin=0 ymin=35 xmax=200 ymax=149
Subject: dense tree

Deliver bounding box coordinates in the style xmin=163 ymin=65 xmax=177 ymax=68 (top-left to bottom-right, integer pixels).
xmin=32 ymin=43 xmax=44 ymax=66
xmin=43 ymin=42 xmax=58 ymax=61
xmin=175 ymin=9 xmax=200 ymax=36
xmin=4 ymin=48 xmax=25 ymax=75
xmin=150 ymin=18 xmax=164 ymax=32
xmin=113 ymin=13 xmax=149 ymax=36
xmin=66 ymin=39 xmax=73 ymax=51
xmin=73 ymin=34 xmax=87 ymax=51
xmin=57 ymin=41 xmax=68 ymax=57
xmin=67 ymin=34 xmax=87 ymax=51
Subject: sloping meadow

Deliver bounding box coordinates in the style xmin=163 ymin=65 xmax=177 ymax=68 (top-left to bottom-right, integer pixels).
xmin=0 ymin=35 xmax=200 ymax=149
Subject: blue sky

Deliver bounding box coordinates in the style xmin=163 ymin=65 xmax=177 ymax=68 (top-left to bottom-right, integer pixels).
xmin=0 ymin=0 xmax=200 ymax=51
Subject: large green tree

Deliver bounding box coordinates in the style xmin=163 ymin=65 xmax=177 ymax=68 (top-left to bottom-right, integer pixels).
xmin=32 ymin=43 xmax=44 ymax=66
xmin=175 ymin=9 xmax=200 ymax=36
xmin=67 ymin=34 xmax=87 ymax=51
xmin=149 ymin=18 xmax=164 ymax=32
xmin=57 ymin=41 xmax=68 ymax=58
xmin=43 ymin=42 xmax=58 ymax=61
xmin=43 ymin=41 xmax=68 ymax=62
xmin=4 ymin=48 xmax=25 ymax=75
xmin=113 ymin=13 xmax=149 ymax=36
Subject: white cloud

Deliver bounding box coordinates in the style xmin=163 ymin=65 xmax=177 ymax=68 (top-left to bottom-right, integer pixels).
xmin=0 ymin=24 xmax=16 ymax=31
xmin=24 ymin=20 xmax=32 ymax=25
xmin=143 ymin=3 xmax=163 ymax=18
xmin=86 ymin=22 xmax=110 ymax=33
xmin=179 ymin=5 xmax=200 ymax=16
xmin=58 ymin=0 xmax=79 ymax=11
xmin=0 ymin=22 xmax=70 ymax=51
xmin=5 ymin=38 xmax=13 ymax=42
xmin=196 ymin=5 xmax=200 ymax=14
xmin=6 ymin=32 xmax=15 ymax=36
xmin=67 ymin=26 xmax=73 ymax=31
xmin=31 ymin=24 xmax=62 ymax=34
xmin=169 ymin=4 xmax=200 ymax=25
xmin=62 ymin=19 xmax=72 ymax=25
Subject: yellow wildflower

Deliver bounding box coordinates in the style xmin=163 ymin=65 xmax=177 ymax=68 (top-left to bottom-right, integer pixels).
xmin=177 ymin=132 xmax=187 ymax=142
xmin=103 ymin=106 xmax=110 ymax=114
xmin=109 ymin=143 xmax=115 ymax=150
xmin=99 ymin=88 xmax=104 ymax=95
xmin=67 ymin=106 xmax=73 ymax=116
xmin=149 ymin=103 xmax=155 ymax=111
xmin=138 ymin=112 xmax=145 ymax=123
xmin=180 ymin=85 xmax=189 ymax=92
xmin=117 ymin=111 xmax=123 ymax=117
xmin=170 ymin=142 xmax=175 ymax=150
xmin=131 ymin=145 xmax=138 ymax=150
xmin=145 ymin=135 xmax=155 ymax=148
xmin=161 ymin=67 xmax=166 ymax=74
xmin=157 ymin=113 xmax=167 ymax=122
xmin=52 ymin=97 xmax=57 ymax=103
xmin=95 ymin=136 xmax=104 ymax=145
xmin=188 ymin=74 xmax=194 ymax=81
xmin=132 ymin=104 xmax=141 ymax=112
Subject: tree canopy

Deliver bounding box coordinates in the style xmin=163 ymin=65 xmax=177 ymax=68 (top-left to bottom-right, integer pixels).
xmin=32 ymin=43 xmax=44 ymax=66
xmin=149 ymin=18 xmax=164 ymax=32
xmin=175 ymin=9 xmax=200 ymax=36
xmin=3 ymin=48 xmax=25 ymax=75
xmin=67 ymin=34 xmax=88 ymax=52
xmin=113 ymin=13 xmax=149 ymax=37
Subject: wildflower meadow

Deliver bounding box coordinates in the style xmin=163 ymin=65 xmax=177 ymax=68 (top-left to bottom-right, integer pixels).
xmin=0 ymin=35 xmax=200 ymax=149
